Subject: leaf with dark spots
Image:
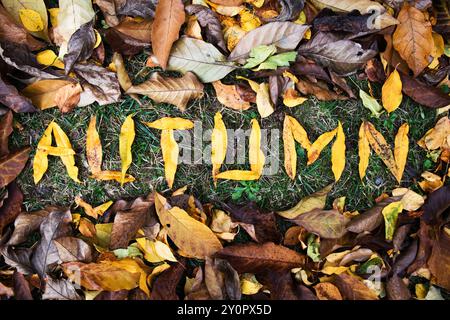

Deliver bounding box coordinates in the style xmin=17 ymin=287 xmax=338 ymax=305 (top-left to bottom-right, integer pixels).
xmin=422 ymin=185 xmax=450 ymax=225
xmin=313 ymin=9 xmax=373 ymax=34
xmin=0 ymin=75 xmax=36 ymax=113
xmin=0 ymin=182 xmax=23 ymax=235
xmin=31 ymin=210 xmax=73 ymax=277
xmin=332 ymin=273 xmax=378 ymax=300
xmin=400 ymin=72 xmax=450 ymax=109
xmin=13 ymin=271 xmax=33 ymax=300
xmin=298 ymin=32 xmax=377 ymax=75
xmin=150 ymin=260 xmax=186 ymax=300
xmin=428 ymin=229 xmax=450 ymax=291
xmin=64 ymin=20 xmax=96 ymax=75
xmin=386 ymin=274 xmax=411 ymax=300
xmin=215 ymin=242 xmax=305 ymax=275
xmin=0 ymin=111 xmax=12 ymax=156
xmin=290 ymin=209 xmax=349 ymax=239
xmin=116 ymin=0 xmax=157 ymax=18
xmin=0 ymin=147 xmax=30 ymax=188
xmin=185 ymin=5 xmax=227 ymax=53
xmin=74 ymin=62 xmax=121 ymax=106
xmin=347 ymin=197 xmax=402 ymax=234
xmin=222 ymin=202 xmax=282 ymax=243
xmin=266 ymin=0 xmax=305 ymax=22
xmin=110 ymin=197 xmax=154 ymax=250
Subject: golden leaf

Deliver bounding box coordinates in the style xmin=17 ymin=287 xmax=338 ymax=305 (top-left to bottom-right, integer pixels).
xmin=249 ymin=119 xmax=265 ymax=177
xmin=382 ymin=69 xmax=403 ymax=113
xmin=51 ymin=122 xmax=80 ymax=183
xmin=92 ymin=171 xmax=135 ymax=183
xmin=144 ymin=117 xmax=194 ymax=130
xmin=33 ymin=122 xmax=53 ymax=184
xmin=19 ymin=9 xmax=44 ymax=32
xmin=36 ymin=50 xmax=64 ymax=69
xmin=21 ymin=80 xmax=74 ymax=110
xmin=154 ymin=193 xmax=223 ymax=259
xmin=331 ymin=121 xmax=346 ymax=182
xmin=215 ymin=170 xmax=261 ymax=181
xmin=358 ymin=122 xmax=370 ymax=180
xmin=119 ymin=115 xmax=135 ymax=185
xmin=307 ymin=128 xmax=337 ymax=165
xmin=211 ymin=112 xmax=227 ymax=181
xmin=161 ymin=129 xmax=179 ymax=188
xmin=382 ymin=201 xmax=403 ymax=241
xmin=394 ymin=123 xmax=409 ymax=183
xmin=86 ymin=116 xmax=102 ymax=174
xmin=283 ymin=115 xmax=297 ymax=180
xmin=288 ymin=116 xmax=311 ymax=150
xmin=212 ymin=81 xmax=251 ymax=111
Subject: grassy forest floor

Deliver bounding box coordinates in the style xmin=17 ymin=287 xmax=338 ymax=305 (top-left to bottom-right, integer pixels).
xmin=10 ymin=52 xmax=438 ymax=214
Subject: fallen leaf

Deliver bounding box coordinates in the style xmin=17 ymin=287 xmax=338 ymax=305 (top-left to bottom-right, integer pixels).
xmin=249 ymin=119 xmax=265 ymax=176
xmin=382 ymin=201 xmax=403 ymax=241
xmin=51 ymin=122 xmax=80 ymax=183
xmin=211 ymin=112 xmax=227 ymax=181
xmin=0 ymin=182 xmax=23 ymax=235
xmin=359 ymin=89 xmax=383 ymax=118
xmin=400 ymin=72 xmax=450 ymax=109
xmin=161 ymin=129 xmax=179 ymax=188
xmin=0 ymin=111 xmax=13 ymax=157
xmin=21 ymin=80 xmax=76 ymax=110
xmin=127 ymin=72 xmax=204 ymax=111
xmin=283 ymin=115 xmax=296 ymax=180
xmin=151 ymin=0 xmax=185 ymax=69
xmin=119 ymin=115 xmax=135 ymax=185
xmin=307 ymin=128 xmax=337 ymax=165
xmin=63 ymin=20 xmax=96 ymax=74
xmin=212 ymin=81 xmax=251 ymax=110
xmin=0 ymin=75 xmax=36 ymax=113
xmin=86 ymin=116 xmax=102 ymax=174
xmin=382 ymin=69 xmax=403 ymax=113
xmin=290 ymin=209 xmax=349 ymax=239
xmin=314 ymin=282 xmax=343 ymax=300
xmin=150 ymin=260 xmax=185 ymax=300
xmin=394 ymin=123 xmax=409 ymax=183
xmin=358 ymin=122 xmax=370 ymax=180
xmin=144 ymin=117 xmax=194 ymax=130
xmin=332 ymin=273 xmax=378 ymax=300
xmin=331 ymin=121 xmax=346 ymax=181
xmin=0 ymin=147 xmax=30 ymax=188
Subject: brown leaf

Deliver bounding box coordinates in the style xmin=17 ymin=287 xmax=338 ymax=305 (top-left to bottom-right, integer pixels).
xmin=54 ymin=82 xmax=82 ymax=113
xmin=332 ymin=273 xmax=379 ymax=300
xmin=94 ymin=0 xmax=120 ymax=26
xmin=104 ymin=27 xmax=150 ymax=57
xmin=399 ymin=72 xmax=450 ymax=109
xmin=386 ymin=274 xmax=411 ymax=300
xmin=205 ymin=257 xmax=241 ymax=300
xmin=0 ymin=147 xmax=30 ymax=188
xmin=0 ymin=75 xmax=36 ymax=113
xmin=7 ymin=208 xmax=51 ymax=245
xmin=114 ymin=17 xmax=153 ymax=43
xmin=428 ymin=229 xmax=450 ymax=291
xmin=422 ymin=185 xmax=450 ymax=225
xmin=53 ymin=236 xmax=92 ymax=263
xmin=0 ymin=111 xmax=13 ymax=157
xmin=64 ymin=20 xmax=96 ymax=74
xmin=151 ymin=0 xmax=185 ymax=69
xmin=296 ymin=78 xmax=348 ymax=101
xmin=212 ymin=81 xmax=251 ymax=111
xmin=186 ymin=5 xmax=227 ymax=53
xmin=290 ymin=209 xmax=349 ymax=239
xmin=393 ymin=4 xmax=433 ymax=77
xmin=215 ymin=242 xmax=305 ymax=275
xmin=0 ymin=246 xmax=34 ymax=275
xmin=42 ymin=278 xmax=81 ymax=300
xmin=0 ymin=182 xmax=23 ymax=235
xmin=116 ymin=0 xmax=157 ymax=18
xmin=150 ymin=260 xmax=185 ymax=300
xmin=127 ymin=72 xmax=204 ymax=111
xmin=110 ymin=197 xmax=154 ymax=250
xmin=13 ymin=271 xmax=33 ymax=300
xmin=314 ymin=282 xmax=343 ymax=300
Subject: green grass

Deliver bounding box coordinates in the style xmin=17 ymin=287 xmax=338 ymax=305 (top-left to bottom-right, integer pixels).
xmin=10 ymin=54 xmax=438 ymax=214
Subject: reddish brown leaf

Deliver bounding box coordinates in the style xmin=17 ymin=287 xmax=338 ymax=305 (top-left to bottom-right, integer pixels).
xmin=150 ymin=260 xmax=185 ymax=300
xmin=0 ymin=147 xmax=30 ymax=188
xmin=0 ymin=111 xmax=13 ymax=157
xmin=0 ymin=182 xmax=23 ymax=235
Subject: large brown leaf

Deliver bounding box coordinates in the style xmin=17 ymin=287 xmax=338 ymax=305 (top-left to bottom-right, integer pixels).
xmin=0 ymin=111 xmax=12 ymax=156
xmin=332 ymin=273 xmax=379 ymax=300
xmin=12 ymin=271 xmax=33 ymax=300
xmin=64 ymin=20 xmax=96 ymax=74
xmin=7 ymin=208 xmax=52 ymax=245
xmin=53 ymin=236 xmax=92 ymax=263
xmin=127 ymin=72 xmax=204 ymax=111
xmin=215 ymin=242 xmax=306 ymax=274
xmin=386 ymin=274 xmax=411 ymax=300
xmin=428 ymin=229 xmax=450 ymax=291
xmin=0 ymin=182 xmax=23 ymax=235
xmin=0 ymin=147 xmax=30 ymax=188
xmin=151 ymin=0 xmax=185 ymax=69
xmin=114 ymin=17 xmax=152 ymax=43
xmin=298 ymin=32 xmax=377 ymax=75
xmin=229 ymin=22 xmax=309 ymax=63
xmin=290 ymin=209 xmax=349 ymax=239
xmin=400 ymin=72 xmax=450 ymax=109
xmin=393 ymin=4 xmax=433 ymax=77
xmin=42 ymin=278 xmax=81 ymax=300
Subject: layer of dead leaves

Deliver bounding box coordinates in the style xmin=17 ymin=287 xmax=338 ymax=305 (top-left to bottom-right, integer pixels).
xmin=0 ymin=0 xmax=449 ymax=300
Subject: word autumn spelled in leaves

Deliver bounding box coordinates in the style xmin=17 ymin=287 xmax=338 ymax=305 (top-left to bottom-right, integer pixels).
xmin=33 ymin=114 xmax=410 ymax=187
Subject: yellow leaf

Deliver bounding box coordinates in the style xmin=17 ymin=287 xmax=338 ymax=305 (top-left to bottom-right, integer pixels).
xmin=154 ymin=193 xmax=223 ymax=259
xmin=277 ymin=184 xmax=332 ymax=219
xmin=161 ymin=129 xmax=178 ymax=188
xmin=249 ymin=119 xmax=265 ymax=177
xmin=331 ymin=121 xmax=346 ymax=182
xmin=245 ymin=0 xmax=265 ymax=8
xmin=136 ymin=238 xmax=177 ymax=263
xmin=255 ymin=82 xmax=275 ymax=118
xmin=119 ymin=115 xmax=135 ymax=185
xmin=239 ymin=8 xmax=261 ymax=32
xmin=92 ymin=171 xmax=135 ymax=184
xmin=394 ymin=123 xmax=409 ymax=183
xmin=86 ymin=116 xmax=102 ymax=174
xmin=48 ymin=8 xmax=59 ymax=27
xmin=109 ymin=258 xmax=150 ymax=296
xmin=37 ymin=145 xmax=75 ymax=156
xmin=19 ymin=9 xmax=44 ymax=32
xmin=211 ymin=112 xmax=227 ymax=181
xmin=283 ymin=88 xmax=307 ymax=108
xmin=21 ymin=79 xmax=73 ymax=110
xmin=212 ymin=81 xmax=251 ymax=111
xmin=75 ymin=196 xmax=96 ymax=219
xmin=321 ymin=266 xmax=349 ymax=275
xmin=382 ymin=201 xmax=403 ymax=241
xmin=358 ymin=122 xmax=370 ymax=180
xmin=215 ymin=170 xmax=261 ymax=181
xmin=307 ymin=128 xmax=337 ymax=165
xmin=430 ymin=32 xmax=445 ymax=69
xmin=36 ymin=50 xmax=64 ymax=69
xmin=418 ymin=171 xmax=443 ymax=192
xmin=51 ymin=122 xmax=80 ymax=183
xmin=364 ymin=121 xmax=398 ymax=181
xmin=222 ymin=19 xmax=246 ymax=51
xmin=283 ymin=116 xmax=297 ymax=180
xmin=144 ymin=117 xmax=194 ymax=130
xmin=288 ymin=116 xmax=311 ymax=150
xmin=33 ymin=123 xmax=53 ymax=184
xmin=94 ymin=29 xmax=102 ymax=49
xmin=382 ymin=69 xmax=403 ymax=113
xmin=240 ymin=273 xmax=263 ymax=295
